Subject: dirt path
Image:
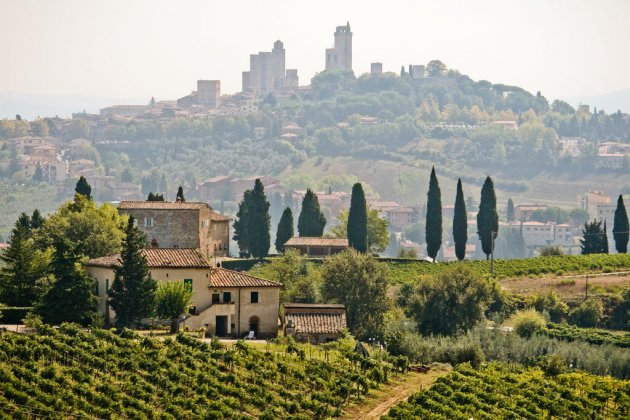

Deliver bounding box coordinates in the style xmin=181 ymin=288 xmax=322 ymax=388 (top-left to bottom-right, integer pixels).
xmin=342 ymin=368 xmax=449 ymax=419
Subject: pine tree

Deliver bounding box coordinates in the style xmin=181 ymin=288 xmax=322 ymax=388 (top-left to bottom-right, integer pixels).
xmin=108 ymin=216 xmax=157 ymax=328
xmin=425 ymin=167 xmax=442 ymax=260
xmin=453 ymin=178 xmax=468 ymax=261
xmin=298 ymin=189 xmax=326 ymax=237
xmin=248 ymin=179 xmax=271 ymax=259
xmin=0 ymin=221 xmax=47 ymax=307
xmin=507 ymin=198 xmax=515 ymax=222
xmin=30 ymin=209 xmax=44 ymax=230
xmin=17 ymin=212 xmax=31 ymax=234
xmin=347 ymin=183 xmax=368 ymax=253
xmin=176 ymin=186 xmax=185 ymax=202
xmin=477 ymin=176 xmax=498 ymax=260
xmin=613 ymin=194 xmax=629 ymax=253
xmin=36 ymin=234 xmax=97 ymax=325
xmin=233 ymin=190 xmax=252 ymax=256
xmin=75 ymin=176 xmax=92 ymax=199
xmin=581 ymin=220 xmax=606 ymax=255
xmin=33 ymin=162 xmax=44 ymax=182
xmin=275 ymin=207 xmax=294 ymax=254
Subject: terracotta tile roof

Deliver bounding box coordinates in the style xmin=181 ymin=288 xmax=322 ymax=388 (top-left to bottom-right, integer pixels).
xmin=285 ymin=312 xmax=347 ymax=334
xmin=85 ymin=248 xmax=212 ymax=268
xmin=284 ymin=303 xmax=345 ymax=310
xmin=209 ymin=268 xmax=281 ymax=288
xmin=210 ymin=213 xmax=231 ymax=222
xmin=118 ymin=201 xmax=210 ymax=210
xmin=285 ymin=237 xmax=349 ymax=247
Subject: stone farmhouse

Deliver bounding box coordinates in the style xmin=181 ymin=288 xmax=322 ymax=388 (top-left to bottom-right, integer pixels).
xmin=284 ymin=237 xmax=349 ymax=258
xmin=283 ymin=303 xmax=347 ymax=343
xmin=85 ymin=248 xmax=281 ymax=338
xmin=117 ymin=201 xmax=230 ymax=259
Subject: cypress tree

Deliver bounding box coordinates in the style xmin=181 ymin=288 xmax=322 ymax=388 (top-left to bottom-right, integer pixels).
xmin=233 ymin=190 xmax=252 ymax=256
xmin=603 ymin=220 xmax=609 ymax=254
xmin=581 ymin=220 xmax=606 ymax=254
xmin=248 ymin=179 xmax=271 ymax=259
xmin=159 ymin=173 xmax=168 ymax=193
xmin=75 ymin=176 xmax=92 ymax=199
xmin=33 ymin=162 xmax=44 ymax=182
xmin=108 ymin=216 xmax=157 ymax=328
xmin=477 ymin=176 xmax=498 ymax=260
xmin=36 ymin=234 xmax=97 ymax=325
xmin=425 ymin=167 xmax=442 ymax=260
xmin=30 ymin=209 xmax=44 ymax=230
xmin=347 ymin=183 xmax=368 ymax=253
xmin=453 ymin=178 xmax=468 ymax=261
xmin=17 ymin=212 xmax=31 ymax=234
xmin=176 ymin=186 xmax=185 ymax=202
xmin=275 ymin=207 xmax=294 ymax=254
xmin=507 ymin=198 xmax=515 ymax=222
xmin=298 ymin=189 xmax=326 ymax=236
xmin=613 ymin=194 xmax=629 ymax=253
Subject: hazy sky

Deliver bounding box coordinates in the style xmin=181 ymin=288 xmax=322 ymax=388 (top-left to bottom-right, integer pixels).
xmin=1 ymin=0 xmax=629 ymax=103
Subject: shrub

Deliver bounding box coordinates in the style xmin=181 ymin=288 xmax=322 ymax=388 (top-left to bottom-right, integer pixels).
xmin=531 ymin=290 xmax=569 ymax=323
xmin=512 ymin=309 xmax=546 ymax=338
xmin=569 ymin=299 xmax=603 ymax=328
xmin=540 ymin=246 xmax=563 ymax=256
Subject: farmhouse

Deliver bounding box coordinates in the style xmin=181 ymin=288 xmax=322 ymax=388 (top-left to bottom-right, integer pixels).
xmin=284 ymin=237 xmax=349 ymax=257
xmin=283 ymin=303 xmax=347 ymax=343
xmin=85 ymin=248 xmax=281 ymax=338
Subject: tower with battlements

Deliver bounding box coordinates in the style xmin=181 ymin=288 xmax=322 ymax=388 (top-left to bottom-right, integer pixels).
xmin=325 ymin=22 xmax=352 ymax=72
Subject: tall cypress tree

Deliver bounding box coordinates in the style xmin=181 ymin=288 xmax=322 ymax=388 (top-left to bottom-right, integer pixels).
xmin=477 ymin=176 xmax=498 ymax=260
xmin=506 ymin=198 xmax=515 ymax=222
xmin=108 ymin=216 xmax=157 ymax=328
xmin=176 ymin=186 xmax=185 ymax=202
xmin=233 ymin=190 xmax=252 ymax=256
xmin=453 ymin=178 xmax=467 ymax=261
xmin=298 ymin=189 xmax=326 ymax=236
xmin=347 ymin=183 xmax=368 ymax=253
xmin=425 ymin=167 xmax=442 ymax=260
xmin=613 ymin=194 xmax=629 ymax=253
xmin=36 ymin=234 xmax=97 ymax=325
xmin=603 ymin=220 xmax=609 ymax=254
xmin=75 ymin=176 xmax=92 ymax=200
xmin=275 ymin=207 xmax=294 ymax=254
xmin=248 ymin=179 xmax=271 ymax=259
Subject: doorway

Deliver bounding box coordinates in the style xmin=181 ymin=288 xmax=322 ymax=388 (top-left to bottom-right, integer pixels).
xmin=248 ymin=316 xmax=260 ymax=337
xmin=216 ymin=316 xmax=228 ymax=337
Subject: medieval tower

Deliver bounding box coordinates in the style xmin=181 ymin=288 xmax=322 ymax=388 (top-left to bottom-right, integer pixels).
xmin=325 ymin=22 xmax=352 ymax=72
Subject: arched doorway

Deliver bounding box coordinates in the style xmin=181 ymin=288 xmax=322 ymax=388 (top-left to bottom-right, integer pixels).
xmin=151 ymin=238 xmax=159 ymax=248
xmin=248 ymin=316 xmax=260 ymax=338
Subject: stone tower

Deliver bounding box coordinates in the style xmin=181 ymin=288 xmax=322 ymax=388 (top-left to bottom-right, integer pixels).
xmin=325 ymin=22 xmax=352 ymax=72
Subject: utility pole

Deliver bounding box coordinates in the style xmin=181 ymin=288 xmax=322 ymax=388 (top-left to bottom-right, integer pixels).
xmin=585 ymin=274 xmax=589 ymax=299
xmin=490 ymin=230 xmax=495 ymax=276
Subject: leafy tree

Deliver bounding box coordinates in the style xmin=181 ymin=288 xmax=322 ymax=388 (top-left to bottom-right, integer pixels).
xmin=506 ymin=198 xmax=515 ymax=222
xmin=30 ymin=209 xmax=44 ymax=230
xmin=247 ymin=179 xmax=271 ymax=259
xmin=233 ymin=190 xmax=253 ymax=256
xmin=33 ymin=162 xmax=44 ymax=182
xmin=147 ymin=192 xmax=165 ymax=201
xmin=36 ymin=235 xmax=97 ymax=325
xmin=453 ymin=178 xmax=467 ymax=261
xmin=613 ymin=195 xmax=629 ymax=253
xmin=155 ymin=281 xmax=192 ymax=333
xmin=297 ymin=189 xmax=326 ymax=237
xmin=347 ymin=183 xmax=368 ymax=253
xmin=35 ymin=194 xmax=126 ymax=259
xmin=321 ymin=249 xmax=389 ymax=339
xmin=580 ymin=220 xmax=607 ymax=255
xmin=108 ymin=216 xmax=157 ymax=328
xmin=275 ymin=207 xmax=294 ymax=254
xmin=477 ymin=176 xmax=498 ymax=260
xmin=75 ymin=176 xmax=92 ymax=200
xmin=512 ymin=309 xmax=546 ymax=338
xmin=176 ymin=186 xmax=185 ymax=202
xmin=530 ymin=207 xmax=569 ymax=224
xmin=426 ymin=59 xmax=446 ymax=77
xmin=0 ymin=221 xmax=49 ymax=307
xmin=425 ymin=167 xmax=442 ymax=260
xmin=332 ymin=209 xmax=389 ymax=253
xmin=569 ymin=299 xmax=603 ymax=328
xmin=403 ymin=265 xmax=492 ymax=336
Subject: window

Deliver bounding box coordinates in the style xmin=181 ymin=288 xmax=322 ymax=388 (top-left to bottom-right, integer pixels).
xmin=184 ymin=279 xmax=193 ymax=293
xmin=223 ymin=292 xmax=232 ymax=303
xmin=144 ymin=218 xmax=154 ymax=227
xmin=212 ymin=293 xmax=220 ymax=304
xmin=250 ymin=291 xmax=259 ymax=304
xmin=94 ymin=279 xmax=99 ymax=295
xmin=105 ymin=278 xmax=109 ymax=293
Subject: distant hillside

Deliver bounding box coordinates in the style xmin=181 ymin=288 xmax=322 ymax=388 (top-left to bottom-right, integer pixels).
xmin=570 ymin=88 xmax=630 ymax=114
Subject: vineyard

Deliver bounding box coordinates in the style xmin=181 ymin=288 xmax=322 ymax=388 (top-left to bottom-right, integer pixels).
xmin=384 ymin=362 xmax=630 ymax=419
xmin=385 ymin=253 xmax=630 ymax=284
xmin=542 ymin=323 xmax=630 ymax=348
xmin=0 ymin=324 xmax=393 ymax=419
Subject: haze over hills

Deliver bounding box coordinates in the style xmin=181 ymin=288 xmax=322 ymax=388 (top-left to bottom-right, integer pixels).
xmin=570 ymin=88 xmax=630 ymax=115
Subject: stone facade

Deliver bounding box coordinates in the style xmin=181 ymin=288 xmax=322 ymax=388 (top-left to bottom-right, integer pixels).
xmin=325 ymin=22 xmax=352 ymax=72
xmin=117 ymin=201 xmax=230 ymax=258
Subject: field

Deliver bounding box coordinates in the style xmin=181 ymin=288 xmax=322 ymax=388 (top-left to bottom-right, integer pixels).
xmin=0 ymin=324 xmax=393 ymax=419
xmin=542 ymin=323 xmax=630 ymax=348
xmin=384 ymin=362 xmax=630 ymax=419
xmin=501 ymin=272 xmax=630 ymax=297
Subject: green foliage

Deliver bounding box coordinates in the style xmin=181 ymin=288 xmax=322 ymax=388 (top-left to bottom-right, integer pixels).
xmin=297 ymin=188 xmax=326 ymax=237
xmin=477 ymin=176 xmax=498 ymax=259
xmin=403 ymin=266 xmax=492 ymax=336
xmin=581 ymin=219 xmax=608 ymax=255
xmin=321 ymin=250 xmax=389 ymax=339
xmin=233 ymin=180 xmax=271 ymax=259
xmin=332 ymin=208 xmax=389 ymax=253
xmin=108 ymin=216 xmax=157 ymax=328
xmin=511 ymin=309 xmax=546 ymax=338
xmin=529 ymin=206 xmax=569 ymax=224
xmin=385 ymin=362 xmax=630 ymax=419
xmin=35 ymin=235 xmax=97 ymax=325
xmin=30 ymin=209 xmax=44 ymax=230
xmin=274 ymin=207 xmax=294 ymax=254
xmin=614 ymin=194 xmax=629 ymax=253
xmin=155 ymin=281 xmax=192 ymax=333
xmin=542 ymin=323 xmax=630 ymax=348
xmin=531 ymin=290 xmax=569 ymax=323
xmin=74 ymin=176 xmax=92 ymax=200
xmin=540 ymin=245 xmax=563 ymax=256
xmin=453 ymin=178 xmax=467 ymax=261
xmin=425 ymin=167 xmax=442 ymax=260
xmin=569 ymin=299 xmax=604 ymax=328
xmin=146 ymin=192 xmax=165 ymax=201
xmin=0 ymin=220 xmax=50 ymax=307
xmin=506 ymin=198 xmax=515 ymax=222
xmin=347 ymin=183 xmax=368 ymax=253
xmin=176 ymin=185 xmax=185 ymax=202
